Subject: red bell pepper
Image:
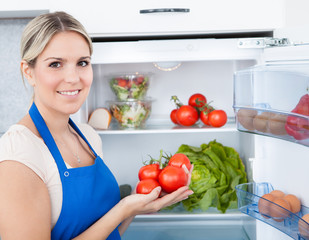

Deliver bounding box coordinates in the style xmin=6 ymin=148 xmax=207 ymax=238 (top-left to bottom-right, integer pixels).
xmin=285 ymin=94 xmax=309 ymax=140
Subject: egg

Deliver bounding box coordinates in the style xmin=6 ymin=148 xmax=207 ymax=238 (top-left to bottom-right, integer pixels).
xmin=270 ymin=190 xmax=285 ymax=198
xmin=268 ymin=113 xmax=287 ymax=135
xmin=253 ymin=112 xmax=272 ymax=133
xmin=258 ymin=193 xmax=275 ymax=219
xmin=283 ymin=194 xmax=301 ymax=214
xmin=270 ymin=198 xmax=291 ymax=222
xmin=236 ymin=109 xmax=257 ymax=131
xmin=299 ymin=214 xmax=309 ymax=240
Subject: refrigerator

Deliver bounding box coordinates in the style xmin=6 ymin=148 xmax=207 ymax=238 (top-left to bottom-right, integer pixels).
xmin=1 ymin=1 xmax=309 ymax=240
xmin=69 ymin=35 xmax=309 ymax=240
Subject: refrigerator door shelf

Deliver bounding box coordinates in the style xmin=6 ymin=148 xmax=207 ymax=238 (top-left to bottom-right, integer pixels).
xmin=234 ymin=107 xmax=309 ymax=148
xmin=233 ymin=61 xmax=309 ymax=147
xmin=236 ymin=182 xmax=309 ymax=240
xmin=122 ymin=212 xmax=256 ymax=240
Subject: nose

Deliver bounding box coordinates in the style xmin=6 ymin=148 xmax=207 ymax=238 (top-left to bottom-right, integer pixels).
xmin=64 ymin=65 xmax=79 ymax=83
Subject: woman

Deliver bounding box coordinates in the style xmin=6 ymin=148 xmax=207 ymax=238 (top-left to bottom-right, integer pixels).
xmin=0 ymin=11 xmax=193 ymax=240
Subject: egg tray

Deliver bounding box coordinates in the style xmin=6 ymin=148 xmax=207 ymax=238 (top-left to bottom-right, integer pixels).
xmin=236 ymin=182 xmax=309 ymax=240
xmin=234 ymin=106 xmax=309 ymax=148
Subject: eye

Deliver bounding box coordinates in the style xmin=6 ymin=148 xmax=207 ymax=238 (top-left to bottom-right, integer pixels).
xmin=49 ymin=62 xmax=61 ymax=68
xmin=78 ymin=60 xmax=89 ymax=67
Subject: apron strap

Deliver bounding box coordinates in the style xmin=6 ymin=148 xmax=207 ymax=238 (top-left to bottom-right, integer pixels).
xmin=69 ymin=118 xmax=98 ymax=158
xmin=29 ymin=102 xmax=67 ymax=172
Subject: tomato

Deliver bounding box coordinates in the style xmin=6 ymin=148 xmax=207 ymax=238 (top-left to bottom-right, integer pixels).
xmin=168 ymin=153 xmax=191 ymax=171
xmin=208 ymin=110 xmax=228 ymax=127
xmin=117 ymin=78 xmax=127 ymax=88
xmin=138 ymin=163 xmax=162 ymax=181
xmin=136 ymin=76 xmax=145 ymax=84
xmin=158 ymin=166 xmax=188 ymax=193
xmin=136 ymin=179 xmax=160 ymax=194
xmin=170 ymin=109 xmax=179 ymax=125
xmin=188 ymin=93 xmax=207 ymax=108
xmin=176 ymin=105 xmax=199 ymax=126
xmin=200 ymin=110 xmax=211 ymax=126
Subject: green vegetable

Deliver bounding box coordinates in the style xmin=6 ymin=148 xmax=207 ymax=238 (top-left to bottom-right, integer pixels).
xmin=175 ymin=140 xmax=247 ymax=213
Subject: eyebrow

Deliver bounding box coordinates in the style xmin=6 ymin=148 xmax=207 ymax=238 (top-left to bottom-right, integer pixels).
xmin=43 ymin=56 xmax=91 ymax=61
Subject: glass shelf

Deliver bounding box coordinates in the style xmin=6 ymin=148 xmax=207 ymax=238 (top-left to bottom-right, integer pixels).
xmin=95 ymin=119 xmax=237 ymax=135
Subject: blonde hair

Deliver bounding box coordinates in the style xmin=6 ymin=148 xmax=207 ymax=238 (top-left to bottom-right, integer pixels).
xmin=20 ymin=11 xmax=93 ymax=67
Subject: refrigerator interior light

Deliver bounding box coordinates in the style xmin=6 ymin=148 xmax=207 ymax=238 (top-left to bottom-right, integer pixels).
xmin=153 ymin=62 xmax=182 ymax=71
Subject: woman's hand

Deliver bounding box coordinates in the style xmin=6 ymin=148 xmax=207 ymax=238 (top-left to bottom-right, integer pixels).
xmin=120 ymin=164 xmax=194 ymax=218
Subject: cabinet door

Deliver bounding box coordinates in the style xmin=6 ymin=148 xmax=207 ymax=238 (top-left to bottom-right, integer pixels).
xmin=0 ymin=0 xmax=49 ymax=18
xmin=50 ymin=0 xmax=285 ymax=37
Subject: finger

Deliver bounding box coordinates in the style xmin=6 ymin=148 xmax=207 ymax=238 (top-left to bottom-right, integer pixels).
xmin=158 ymin=186 xmax=192 ymax=206
xmin=186 ymin=164 xmax=194 ymax=186
xmin=147 ymin=186 xmax=161 ymax=200
xmin=182 ymin=164 xmax=189 ymax=174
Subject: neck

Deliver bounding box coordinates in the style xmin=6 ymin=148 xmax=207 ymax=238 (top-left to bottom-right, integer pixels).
xmin=33 ymin=101 xmax=71 ymax=138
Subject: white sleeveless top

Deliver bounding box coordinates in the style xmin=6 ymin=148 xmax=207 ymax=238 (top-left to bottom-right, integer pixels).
xmin=0 ymin=123 xmax=103 ymax=228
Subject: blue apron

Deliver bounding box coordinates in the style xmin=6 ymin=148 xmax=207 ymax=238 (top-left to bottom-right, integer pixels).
xmin=29 ymin=103 xmax=121 ymax=240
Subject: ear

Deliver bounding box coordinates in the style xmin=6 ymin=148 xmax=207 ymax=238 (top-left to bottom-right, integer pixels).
xmin=21 ymin=60 xmax=35 ymax=86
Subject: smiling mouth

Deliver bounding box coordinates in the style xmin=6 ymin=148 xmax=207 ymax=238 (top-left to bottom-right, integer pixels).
xmin=57 ymin=90 xmax=80 ymax=96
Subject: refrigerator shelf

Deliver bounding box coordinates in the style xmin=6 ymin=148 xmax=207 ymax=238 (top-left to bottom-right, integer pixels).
xmin=234 ymin=62 xmax=309 ymax=148
xmin=95 ymin=120 xmax=237 ymax=135
xmin=123 ymin=211 xmax=256 ymax=240
xmin=234 ymin=106 xmax=309 ymax=147
xmin=236 ymin=182 xmax=309 ymax=240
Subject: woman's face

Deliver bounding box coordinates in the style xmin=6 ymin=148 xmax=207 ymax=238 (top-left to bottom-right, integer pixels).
xmin=27 ymin=31 xmax=93 ymax=117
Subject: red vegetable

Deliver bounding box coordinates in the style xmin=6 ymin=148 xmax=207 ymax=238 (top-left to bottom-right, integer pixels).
xmin=208 ymin=110 xmax=227 ymax=127
xmin=285 ymin=94 xmax=309 ymax=140
xmin=136 ymin=179 xmax=160 ymax=194
xmin=170 ymin=109 xmax=179 ymax=125
xmin=168 ymin=153 xmax=191 ymax=171
xmin=138 ymin=163 xmax=162 ymax=181
xmin=188 ymin=93 xmax=207 ymax=108
xmin=117 ymin=78 xmax=127 ymax=88
xmin=158 ymin=166 xmax=188 ymax=193
xmin=176 ymin=105 xmax=199 ymax=126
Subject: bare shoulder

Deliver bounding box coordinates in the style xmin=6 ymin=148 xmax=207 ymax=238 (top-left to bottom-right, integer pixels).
xmin=18 ymin=114 xmax=40 ymax=138
xmin=0 ymin=161 xmax=51 ymax=239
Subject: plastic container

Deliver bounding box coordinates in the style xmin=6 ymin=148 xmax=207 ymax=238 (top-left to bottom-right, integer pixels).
xmin=108 ymin=98 xmax=153 ymax=129
xmin=108 ymin=72 xmax=152 ymax=100
xmin=233 ymin=63 xmax=309 ymax=147
xmin=236 ymin=182 xmax=309 ymax=240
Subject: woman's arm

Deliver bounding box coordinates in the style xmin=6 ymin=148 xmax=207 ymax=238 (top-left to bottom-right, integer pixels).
xmin=73 ymin=185 xmax=193 ymax=240
xmin=0 ymin=161 xmax=51 ymax=240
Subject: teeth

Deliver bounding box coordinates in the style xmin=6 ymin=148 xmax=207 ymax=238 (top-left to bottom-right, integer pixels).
xmin=58 ymin=90 xmax=79 ymax=96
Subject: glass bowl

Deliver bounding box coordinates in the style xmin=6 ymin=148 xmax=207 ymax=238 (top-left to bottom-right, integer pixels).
xmin=108 ymin=72 xmax=152 ymax=100
xmin=108 ymin=98 xmax=153 ymax=129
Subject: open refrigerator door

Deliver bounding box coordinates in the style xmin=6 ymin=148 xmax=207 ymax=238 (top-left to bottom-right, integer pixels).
xmin=234 ymin=43 xmax=309 ymax=240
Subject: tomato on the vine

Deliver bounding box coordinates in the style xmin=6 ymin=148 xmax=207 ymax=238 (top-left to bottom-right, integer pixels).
xmin=208 ymin=110 xmax=228 ymax=127
xmin=188 ymin=93 xmax=207 ymax=108
xmin=200 ymin=111 xmax=210 ymax=126
xmin=176 ymin=105 xmax=199 ymax=126
xmin=168 ymin=153 xmax=191 ymax=171
xmin=158 ymin=166 xmax=188 ymax=193
xmin=136 ymin=179 xmax=160 ymax=194
xmin=170 ymin=109 xmax=179 ymax=125
xmin=138 ymin=163 xmax=162 ymax=181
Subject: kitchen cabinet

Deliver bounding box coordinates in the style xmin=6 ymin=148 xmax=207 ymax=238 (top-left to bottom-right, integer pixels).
xmin=0 ymin=0 xmax=48 ymax=18
xmin=50 ymin=0 xmax=285 ymax=37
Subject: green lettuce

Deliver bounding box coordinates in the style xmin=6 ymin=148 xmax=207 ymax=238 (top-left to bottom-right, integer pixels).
xmin=176 ymin=140 xmax=247 ymax=213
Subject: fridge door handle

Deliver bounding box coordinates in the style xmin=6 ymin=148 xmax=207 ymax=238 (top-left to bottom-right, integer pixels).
xmin=140 ymin=8 xmax=190 ymax=14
